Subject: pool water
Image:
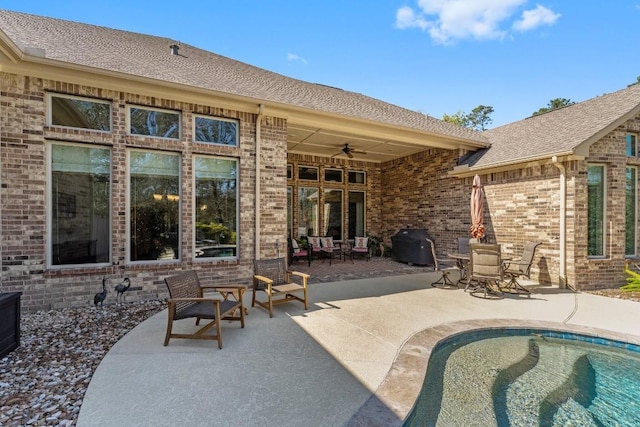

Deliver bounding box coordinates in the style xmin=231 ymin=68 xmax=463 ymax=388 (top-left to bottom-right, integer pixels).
xmin=404 ymin=329 xmax=640 ymax=426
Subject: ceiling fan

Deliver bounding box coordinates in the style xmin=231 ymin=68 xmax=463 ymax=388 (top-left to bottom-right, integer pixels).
xmin=332 ymin=143 xmax=367 ymax=159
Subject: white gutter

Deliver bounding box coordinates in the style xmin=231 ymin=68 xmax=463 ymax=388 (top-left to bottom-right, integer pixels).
xmin=552 ymin=156 xmax=568 ymax=289
xmin=255 ymin=104 xmax=264 ymax=260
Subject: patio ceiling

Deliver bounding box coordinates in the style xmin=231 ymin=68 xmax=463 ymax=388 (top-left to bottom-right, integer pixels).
xmin=286 ymin=122 xmax=480 ymax=163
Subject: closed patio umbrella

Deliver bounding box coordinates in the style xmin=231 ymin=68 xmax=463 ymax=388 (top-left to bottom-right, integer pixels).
xmin=470 ymin=174 xmax=486 ymax=240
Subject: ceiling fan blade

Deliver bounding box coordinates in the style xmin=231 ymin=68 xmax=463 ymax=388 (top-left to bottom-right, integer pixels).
xmin=347 ymin=151 xmax=354 ymax=158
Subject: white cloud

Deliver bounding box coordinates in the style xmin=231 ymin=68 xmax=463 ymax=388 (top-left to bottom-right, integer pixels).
xmin=513 ymin=5 xmax=560 ymax=31
xmin=395 ymin=0 xmax=560 ymax=44
xmin=287 ymin=53 xmax=308 ymax=64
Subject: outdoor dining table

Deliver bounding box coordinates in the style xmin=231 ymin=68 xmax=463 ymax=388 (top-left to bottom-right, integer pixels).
xmin=445 ymin=251 xmax=512 ymax=289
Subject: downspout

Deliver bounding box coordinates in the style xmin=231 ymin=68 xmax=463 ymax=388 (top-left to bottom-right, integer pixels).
xmin=552 ymin=156 xmax=568 ymax=289
xmin=255 ymin=104 xmax=264 ymax=261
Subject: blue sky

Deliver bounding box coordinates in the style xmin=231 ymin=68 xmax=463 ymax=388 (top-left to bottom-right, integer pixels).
xmin=3 ymin=1 xmax=640 ymax=128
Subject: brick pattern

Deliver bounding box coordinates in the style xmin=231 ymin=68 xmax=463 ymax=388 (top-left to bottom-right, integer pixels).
xmin=4 ymin=69 xmax=640 ymax=311
xmin=0 ymin=72 xmax=274 ymax=311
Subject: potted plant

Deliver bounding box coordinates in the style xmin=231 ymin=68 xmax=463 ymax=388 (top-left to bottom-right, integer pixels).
xmin=366 ymin=234 xmax=384 ymax=257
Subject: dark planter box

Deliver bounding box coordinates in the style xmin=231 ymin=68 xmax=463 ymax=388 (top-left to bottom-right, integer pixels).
xmin=0 ymin=292 xmax=22 ymax=358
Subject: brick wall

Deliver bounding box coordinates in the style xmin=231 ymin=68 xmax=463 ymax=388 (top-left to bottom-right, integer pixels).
xmin=0 ymin=72 xmax=288 ymax=311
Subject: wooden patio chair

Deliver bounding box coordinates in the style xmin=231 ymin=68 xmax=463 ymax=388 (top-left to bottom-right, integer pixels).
xmin=163 ymin=270 xmax=246 ymax=349
xmin=468 ymin=243 xmax=503 ymax=299
xmin=502 ymin=242 xmax=542 ymax=295
xmin=252 ymin=257 xmax=310 ymax=318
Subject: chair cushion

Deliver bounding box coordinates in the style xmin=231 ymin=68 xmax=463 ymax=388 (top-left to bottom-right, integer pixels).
xmin=291 ymin=239 xmax=300 ymax=253
xmin=354 ymin=237 xmax=368 ymax=249
xmin=308 ymin=236 xmax=322 ymax=250
xmin=320 ymin=237 xmax=335 ymax=248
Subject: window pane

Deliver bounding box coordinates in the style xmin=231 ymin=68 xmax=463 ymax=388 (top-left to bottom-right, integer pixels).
xmin=129 ymin=107 xmax=180 ymax=139
xmin=627 ymin=134 xmax=637 ymax=157
xmin=348 ymin=171 xmax=366 ymax=184
xmin=299 ymin=166 xmax=318 ymax=180
xmin=130 ymin=151 xmax=180 ymax=261
xmin=323 ymin=189 xmax=342 ymax=239
xmin=348 ymin=191 xmax=365 ymax=238
xmin=51 ymin=144 xmax=110 ymax=265
xmin=194 ymin=157 xmax=238 ymax=259
xmin=194 ymin=116 xmax=237 ymax=145
xmin=325 ymin=169 xmax=343 ymax=183
xmin=626 ymin=167 xmax=637 ymax=256
xmin=587 ymin=165 xmax=605 ymax=256
xmin=287 ymin=164 xmax=293 ymax=180
xmin=51 ymin=95 xmax=111 ymax=131
xmin=299 ymin=187 xmax=318 ymax=236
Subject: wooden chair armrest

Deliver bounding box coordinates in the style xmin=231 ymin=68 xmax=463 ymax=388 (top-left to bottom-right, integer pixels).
xmin=253 ymin=274 xmax=274 ymax=284
xmin=289 ymin=271 xmax=310 ymax=279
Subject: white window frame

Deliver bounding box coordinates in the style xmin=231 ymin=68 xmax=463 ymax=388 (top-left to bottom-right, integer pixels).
xmin=587 ymin=164 xmax=607 ymax=258
xmin=127 ymin=105 xmax=181 ymax=140
xmin=192 ymin=155 xmax=239 ymax=261
xmin=192 ymin=114 xmax=238 ymax=146
xmin=47 ymin=93 xmax=112 ymax=132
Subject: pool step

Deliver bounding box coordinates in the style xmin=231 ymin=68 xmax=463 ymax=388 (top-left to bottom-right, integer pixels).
xmin=504 ymin=337 xmax=590 ymax=426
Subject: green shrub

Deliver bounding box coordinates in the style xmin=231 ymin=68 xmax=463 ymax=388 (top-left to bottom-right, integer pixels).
xmin=622 ymin=263 xmax=640 ymax=291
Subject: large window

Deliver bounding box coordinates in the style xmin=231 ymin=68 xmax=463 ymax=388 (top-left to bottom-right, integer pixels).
xmin=194 ymin=156 xmax=238 ymax=259
xmin=323 ymin=189 xmax=342 ymax=239
xmin=194 ymin=115 xmax=238 ymax=146
xmin=299 ymin=187 xmax=319 ymax=236
xmin=50 ymin=143 xmax=111 ymax=266
xmin=129 ymin=106 xmax=180 ymax=139
xmin=626 ymin=167 xmax=637 ymax=256
xmin=348 ymin=191 xmax=365 ymax=238
xmin=129 ymin=151 xmax=180 ymax=261
xmin=587 ymin=165 xmax=606 ymax=257
xmin=49 ymin=94 xmax=111 ymax=131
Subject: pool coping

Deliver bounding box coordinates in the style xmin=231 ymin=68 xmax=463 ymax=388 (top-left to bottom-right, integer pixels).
xmin=346 ymin=319 xmax=640 ymax=427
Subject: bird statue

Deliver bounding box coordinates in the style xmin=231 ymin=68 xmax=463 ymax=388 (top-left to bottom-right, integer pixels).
xmin=114 ymin=277 xmax=131 ymax=304
xmin=94 ymin=277 xmax=108 ymax=307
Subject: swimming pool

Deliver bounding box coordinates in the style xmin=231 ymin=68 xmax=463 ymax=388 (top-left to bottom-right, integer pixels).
xmin=403 ymin=328 xmax=640 ymax=426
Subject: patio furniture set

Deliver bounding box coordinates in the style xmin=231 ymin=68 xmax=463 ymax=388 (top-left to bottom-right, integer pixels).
xmin=163 ymin=256 xmax=311 ymax=348
xmin=289 ymin=236 xmax=372 ymax=266
xmin=432 ymin=239 xmax=542 ymax=299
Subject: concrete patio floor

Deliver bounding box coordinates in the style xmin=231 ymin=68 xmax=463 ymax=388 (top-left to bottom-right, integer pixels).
xmin=77 ymin=268 xmax=640 ymax=427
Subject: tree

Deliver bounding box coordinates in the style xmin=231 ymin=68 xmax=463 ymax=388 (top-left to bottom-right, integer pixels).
xmin=532 ymin=98 xmax=574 ymax=116
xmin=442 ymin=105 xmax=494 ymax=131
xmin=627 ymin=75 xmax=640 ymax=87
xmin=442 ymin=110 xmax=471 ymax=128
xmin=467 ymin=105 xmax=494 ymax=131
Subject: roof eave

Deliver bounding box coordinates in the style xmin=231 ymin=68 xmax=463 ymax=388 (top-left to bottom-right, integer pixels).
xmin=449 ymin=151 xmax=582 ymax=178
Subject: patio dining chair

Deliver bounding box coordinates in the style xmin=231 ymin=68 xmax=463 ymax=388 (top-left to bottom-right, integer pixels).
xmin=468 ymin=243 xmax=503 ymax=299
xmin=502 ymin=241 xmax=542 ymax=295
xmin=350 ymin=236 xmax=371 ymax=262
xmin=289 ymin=237 xmax=311 ymax=266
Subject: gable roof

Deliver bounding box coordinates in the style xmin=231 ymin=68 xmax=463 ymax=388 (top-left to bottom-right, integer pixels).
xmin=0 ymin=9 xmax=488 ymax=152
xmin=458 ymin=83 xmax=640 ymax=172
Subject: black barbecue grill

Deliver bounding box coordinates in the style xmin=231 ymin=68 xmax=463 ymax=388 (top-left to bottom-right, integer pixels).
xmin=391 ymin=228 xmax=436 ymax=267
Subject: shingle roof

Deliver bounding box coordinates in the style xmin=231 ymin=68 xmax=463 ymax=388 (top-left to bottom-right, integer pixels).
xmin=464 ymin=83 xmax=640 ymax=169
xmin=0 ymin=9 xmax=487 ymax=145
